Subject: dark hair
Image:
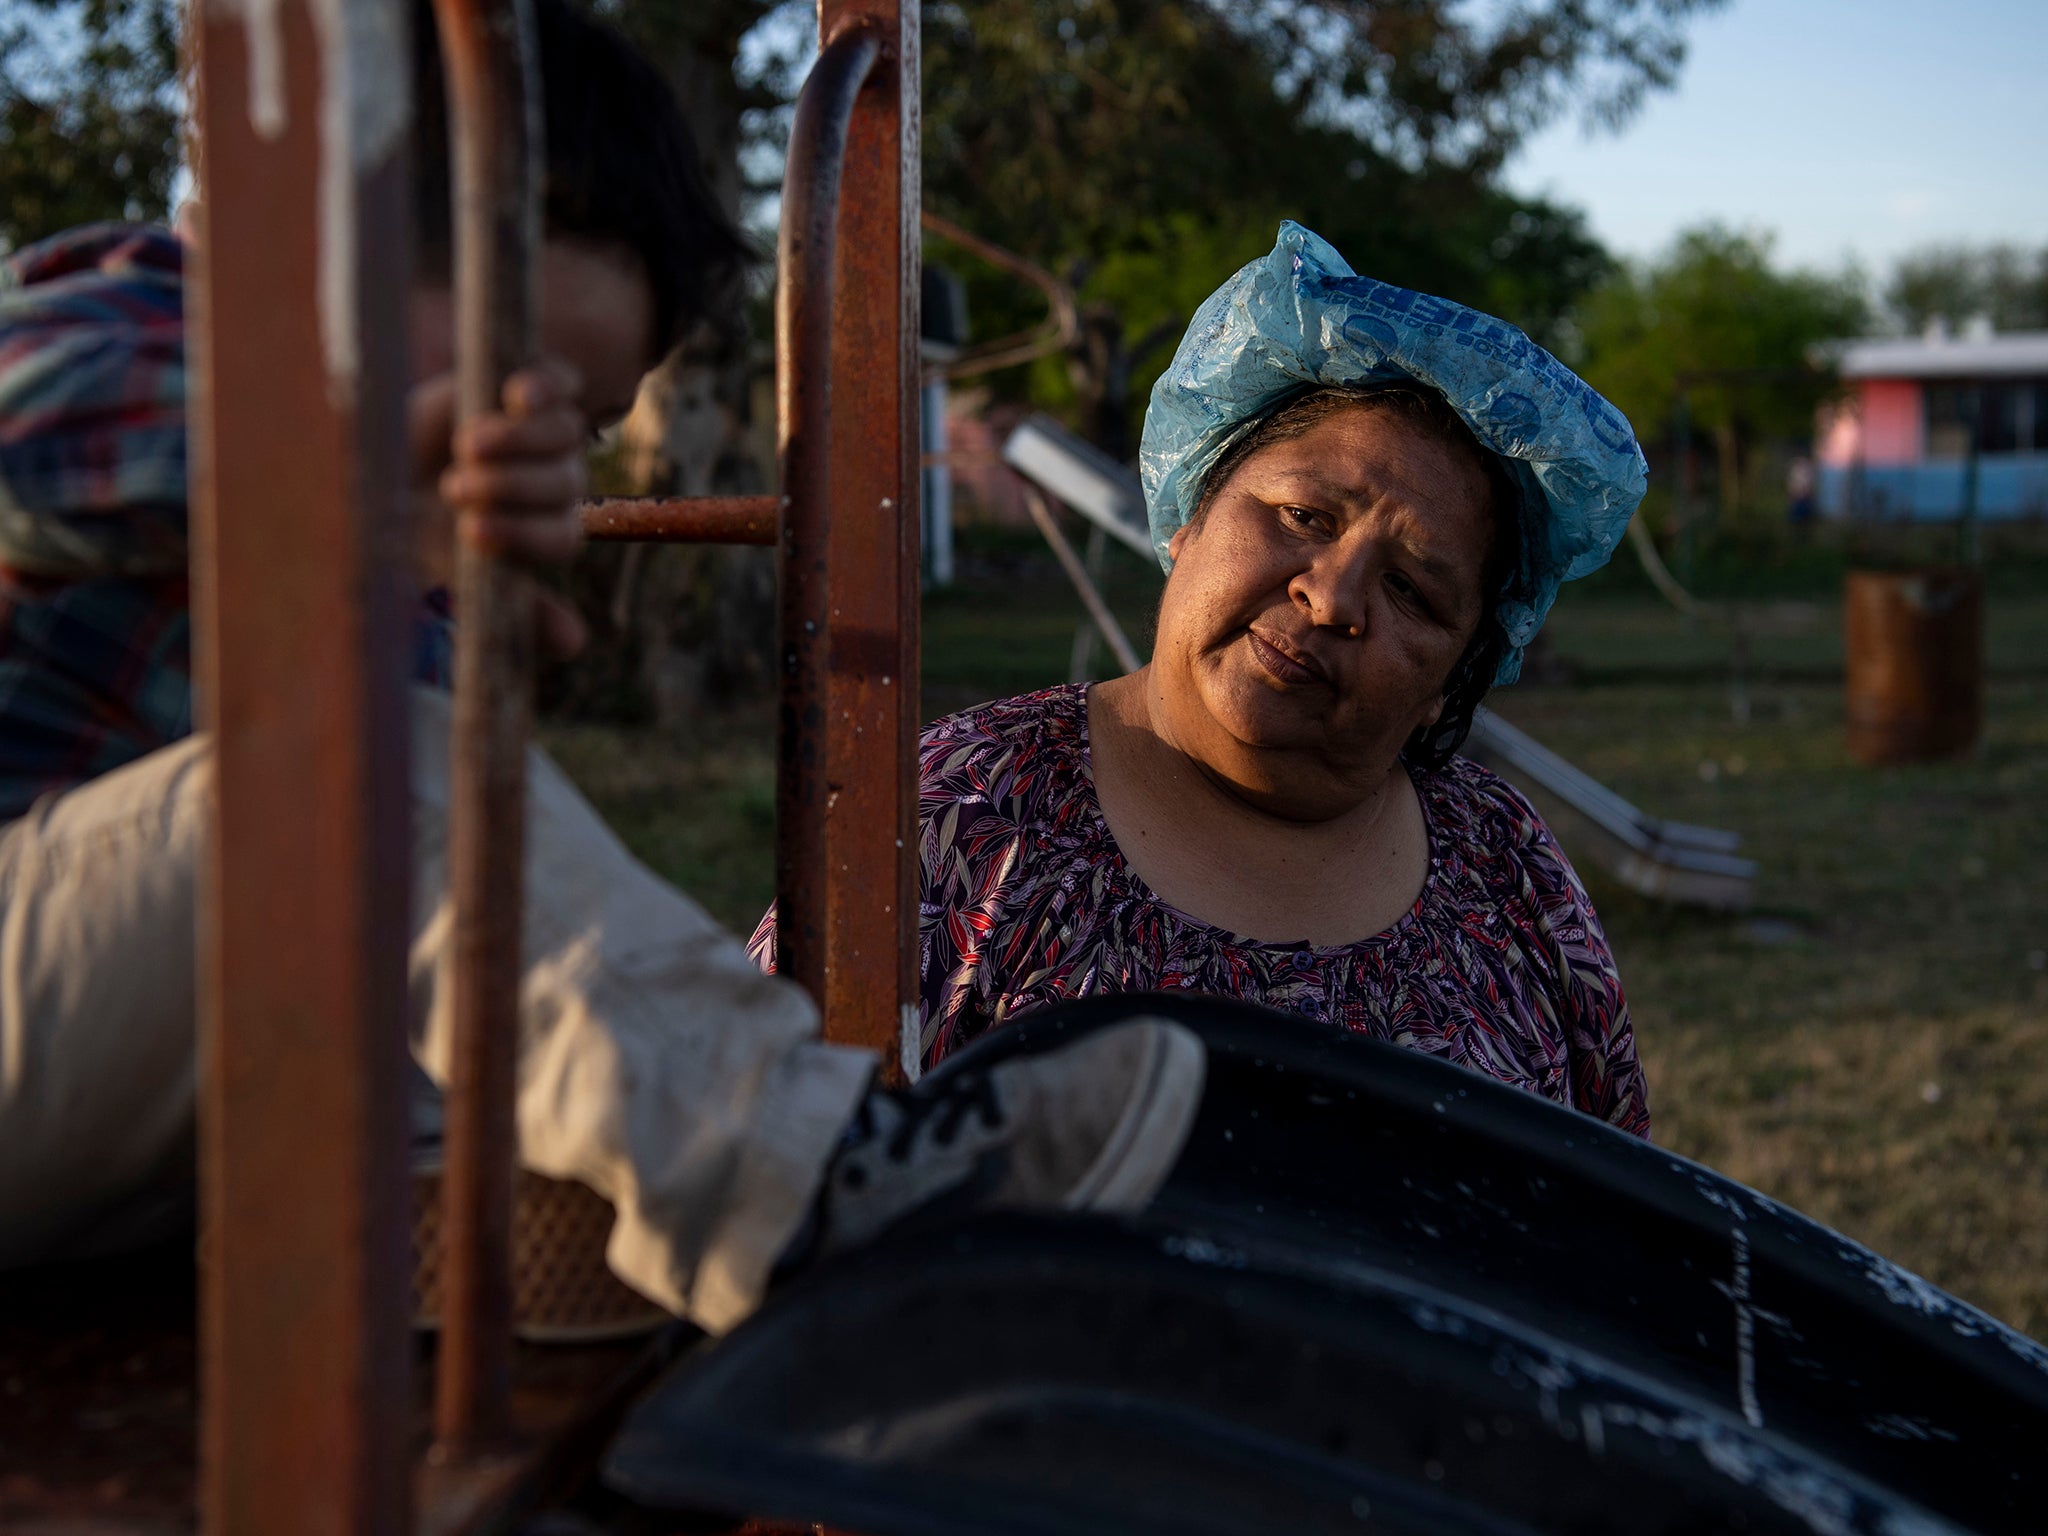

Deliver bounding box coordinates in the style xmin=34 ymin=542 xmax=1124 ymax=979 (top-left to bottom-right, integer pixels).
xmin=1191 ymin=384 xmax=1520 ymax=771
xmin=411 ymin=0 xmax=753 ymax=360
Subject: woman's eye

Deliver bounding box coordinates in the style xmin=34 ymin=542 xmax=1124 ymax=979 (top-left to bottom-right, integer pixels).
xmin=1280 ymin=505 xmax=1323 ymax=532
xmin=1387 ymin=571 xmax=1429 ymax=609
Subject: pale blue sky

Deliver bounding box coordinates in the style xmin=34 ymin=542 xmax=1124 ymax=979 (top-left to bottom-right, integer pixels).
xmin=1504 ymin=0 xmax=2048 ymax=275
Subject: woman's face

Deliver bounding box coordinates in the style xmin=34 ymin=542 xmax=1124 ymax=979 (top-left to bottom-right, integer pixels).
xmin=1150 ymin=403 xmax=1494 ymax=818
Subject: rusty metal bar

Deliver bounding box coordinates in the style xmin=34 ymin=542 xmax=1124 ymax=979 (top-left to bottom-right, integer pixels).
xmin=817 ymin=0 xmax=922 ymax=1062
xmin=581 ymin=494 xmax=778 ymax=544
xmin=190 ymin=1 xmax=414 ymax=1531
xmin=432 ymin=0 xmax=541 ymax=1457
xmin=773 ymin=19 xmax=882 ymax=1016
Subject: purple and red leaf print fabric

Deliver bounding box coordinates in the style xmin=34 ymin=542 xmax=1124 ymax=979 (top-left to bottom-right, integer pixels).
xmin=751 ymin=684 xmax=1648 ymax=1138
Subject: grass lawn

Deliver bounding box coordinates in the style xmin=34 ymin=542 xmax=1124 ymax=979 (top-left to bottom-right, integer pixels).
xmin=542 ymin=530 xmax=2048 ymax=1340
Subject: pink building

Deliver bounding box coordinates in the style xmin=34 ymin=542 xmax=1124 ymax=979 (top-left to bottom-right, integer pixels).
xmin=1816 ymin=329 xmax=2048 ymax=520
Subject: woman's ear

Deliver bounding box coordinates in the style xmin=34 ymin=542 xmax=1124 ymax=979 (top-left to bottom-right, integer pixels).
xmin=1166 ymin=521 xmax=1190 ymax=563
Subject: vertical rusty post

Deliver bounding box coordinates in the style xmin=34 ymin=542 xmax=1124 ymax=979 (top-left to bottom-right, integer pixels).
xmin=189 ymin=1 xmax=414 ymax=1532
xmin=773 ymin=22 xmax=881 ymax=1018
xmin=823 ymin=0 xmax=920 ymax=1063
xmin=775 ymin=0 xmax=920 ymax=1059
xmin=431 ymin=0 xmax=541 ymax=1457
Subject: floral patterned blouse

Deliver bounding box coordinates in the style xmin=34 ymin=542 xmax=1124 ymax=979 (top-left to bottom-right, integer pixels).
xmin=751 ymin=684 xmax=1649 ymax=1137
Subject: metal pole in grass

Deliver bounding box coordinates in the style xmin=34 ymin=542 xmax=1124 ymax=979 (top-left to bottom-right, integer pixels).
xmin=1959 ymin=383 xmax=1983 ymax=567
xmin=1672 ymin=388 xmax=1696 ymax=598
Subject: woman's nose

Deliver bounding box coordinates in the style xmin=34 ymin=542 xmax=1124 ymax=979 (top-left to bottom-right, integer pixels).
xmin=1289 ymin=554 xmax=1368 ymax=638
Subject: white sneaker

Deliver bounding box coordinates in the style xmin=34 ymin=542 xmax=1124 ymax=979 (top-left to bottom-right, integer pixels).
xmin=816 ymin=1016 xmax=1207 ymax=1255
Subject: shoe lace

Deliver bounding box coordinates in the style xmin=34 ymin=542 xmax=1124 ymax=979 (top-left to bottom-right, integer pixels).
xmin=882 ymin=1068 xmax=1006 ymax=1163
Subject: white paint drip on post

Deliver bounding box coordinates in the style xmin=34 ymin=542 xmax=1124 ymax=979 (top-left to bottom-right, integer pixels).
xmin=311 ymin=0 xmax=409 ymax=399
xmin=223 ymin=0 xmax=410 ymax=399
xmin=233 ymin=0 xmax=287 ymax=139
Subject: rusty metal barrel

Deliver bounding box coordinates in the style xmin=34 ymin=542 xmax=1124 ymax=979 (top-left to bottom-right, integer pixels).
xmin=1843 ymin=566 xmax=1984 ymax=764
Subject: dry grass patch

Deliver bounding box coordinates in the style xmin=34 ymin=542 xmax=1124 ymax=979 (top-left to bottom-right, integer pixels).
xmin=1647 ymin=1006 xmax=2048 ymax=1337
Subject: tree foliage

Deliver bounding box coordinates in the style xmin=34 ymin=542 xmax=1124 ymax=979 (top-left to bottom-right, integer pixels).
xmin=919 ymin=0 xmax=1725 ymax=231
xmin=1233 ymin=0 xmax=1724 ymax=174
xmin=1885 ymin=244 xmax=2048 ymax=336
xmin=0 ymin=0 xmax=180 ymax=251
xmin=917 ymin=0 xmax=1716 ymax=446
xmin=1576 ymin=226 xmax=1866 ymax=516
xmin=689 ymin=1 xmax=1716 ymax=447
xmin=0 ymin=0 xmax=1720 ymax=461
xmin=1578 ymin=226 xmax=1866 ymax=438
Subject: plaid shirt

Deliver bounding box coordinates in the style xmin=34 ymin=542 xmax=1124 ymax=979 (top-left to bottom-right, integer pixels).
xmin=0 ymin=223 xmax=449 ymax=825
xmin=0 ymin=225 xmax=193 ymax=823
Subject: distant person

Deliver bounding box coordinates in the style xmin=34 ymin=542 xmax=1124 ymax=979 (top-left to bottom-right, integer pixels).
xmin=1787 ymin=454 xmax=1818 ymax=535
xmin=756 ymin=223 xmax=1651 ymax=1136
xmin=0 ymin=0 xmax=1203 ymax=1333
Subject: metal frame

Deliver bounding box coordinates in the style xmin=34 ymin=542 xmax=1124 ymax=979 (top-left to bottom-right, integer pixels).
xmin=190 ymin=0 xmax=919 ymax=1528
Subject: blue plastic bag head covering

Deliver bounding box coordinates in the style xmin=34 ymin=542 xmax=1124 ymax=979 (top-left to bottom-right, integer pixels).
xmin=1139 ymin=221 xmax=1646 ymax=685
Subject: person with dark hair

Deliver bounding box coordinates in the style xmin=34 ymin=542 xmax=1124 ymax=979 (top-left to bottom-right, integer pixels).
xmin=756 ymin=223 xmax=1652 ymax=1136
xmin=409 ymin=0 xmax=751 ymax=356
xmin=0 ymin=0 xmax=1205 ymax=1335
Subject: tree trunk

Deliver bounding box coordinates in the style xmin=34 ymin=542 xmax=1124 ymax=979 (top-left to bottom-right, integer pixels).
xmin=1715 ymin=419 xmax=1742 ymax=523
xmin=1069 ymin=304 xmax=1133 ymax=460
xmin=1067 ymin=301 xmax=1183 ymax=462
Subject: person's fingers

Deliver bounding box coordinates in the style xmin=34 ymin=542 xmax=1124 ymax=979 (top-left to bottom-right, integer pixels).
xmin=456 ymin=403 xmax=584 ymax=463
xmin=535 ymin=590 xmax=589 ymax=660
xmin=459 ymin=509 xmax=585 ymax=567
xmin=428 ymin=358 xmax=593 ymax=579
xmin=502 ymin=358 xmax=584 ymax=417
xmin=407 ymin=374 xmax=458 ymax=481
xmin=439 ymin=456 xmax=588 ymax=516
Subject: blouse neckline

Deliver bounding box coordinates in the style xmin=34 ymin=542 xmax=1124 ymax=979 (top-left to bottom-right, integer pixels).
xmin=1071 ymin=683 xmax=1442 ymax=956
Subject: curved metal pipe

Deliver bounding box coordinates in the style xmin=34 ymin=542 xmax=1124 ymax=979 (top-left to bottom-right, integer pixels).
xmin=774 ymin=22 xmax=883 ymax=1004
xmin=922 ymin=209 xmax=1079 ymax=381
xmin=431 ymin=0 xmax=541 ymax=1457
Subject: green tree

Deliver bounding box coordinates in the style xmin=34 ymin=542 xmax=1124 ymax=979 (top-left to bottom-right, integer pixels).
xmin=1886 ymin=244 xmax=2048 ymax=335
xmin=1233 ymin=0 xmax=1724 ymax=174
xmin=920 ymin=0 xmax=1347 ymax=451
xmin=919 ymin=0 xmax=1716 ymax=450
xmin=0 ymin=0 xmax=180 ymax=250
xmin=0 ymin=0 xmax=774 ymax=253
xmin=1577 ymin=225 xmax=1866 ymax=522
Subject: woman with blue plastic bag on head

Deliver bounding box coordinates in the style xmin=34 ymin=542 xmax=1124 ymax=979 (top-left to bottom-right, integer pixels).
xmin=753 ymin=222 xmax=1653 ymax=1135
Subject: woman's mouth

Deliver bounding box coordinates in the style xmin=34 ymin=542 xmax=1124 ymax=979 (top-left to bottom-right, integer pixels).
xmin=1246 ymin=629 xmax=1324 ymax=687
